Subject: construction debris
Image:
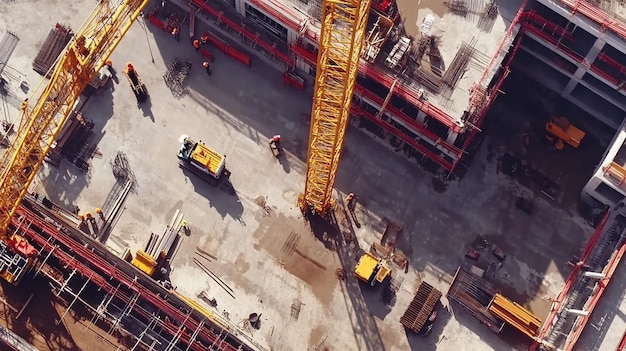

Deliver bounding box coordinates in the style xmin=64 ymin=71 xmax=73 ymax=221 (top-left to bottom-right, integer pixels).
xmin=33 ymin=24 xmax=73 ymax=77
xmin=45 ymin=111 xmax=95 ymax=170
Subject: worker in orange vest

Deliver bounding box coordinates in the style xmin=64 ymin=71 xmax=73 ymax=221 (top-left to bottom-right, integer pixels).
xmin=171 ymin=27 xmax=180 ymax=41
xmin=126 ymin=62 xmax=134 ymax=73
xmin=202 ymin=61 xmax=212 ymax=76
xmin=193 ymin=39 xmax=200 ymax=52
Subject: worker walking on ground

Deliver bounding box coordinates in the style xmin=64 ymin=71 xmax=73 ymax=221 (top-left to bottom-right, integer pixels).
xmin=193 ymin=39 xmax=200 ymax=52
xmin=171 ymin=27 xmax=180 ymax=41
xmin=203 ymin=61 xmax=212 ymax=76
xmin=346 ymin=193 xmax=354 ymax=208
xmin=200 ymin=33 xmax=209 ymax=45
xmin=126 ymin=62 xmax=134 ymax=73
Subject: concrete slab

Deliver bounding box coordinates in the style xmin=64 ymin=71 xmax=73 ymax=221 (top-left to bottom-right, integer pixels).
xmin=0 ymin=1 xmax=614 ymax=351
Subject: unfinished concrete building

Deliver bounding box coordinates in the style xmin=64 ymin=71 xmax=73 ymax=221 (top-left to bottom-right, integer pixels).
xmin=516 ymin=0 xmax=626 ymax=130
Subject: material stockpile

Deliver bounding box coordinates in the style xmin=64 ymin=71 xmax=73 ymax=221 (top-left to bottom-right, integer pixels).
xmin=33 ymin=24 xmax=73 ymax=77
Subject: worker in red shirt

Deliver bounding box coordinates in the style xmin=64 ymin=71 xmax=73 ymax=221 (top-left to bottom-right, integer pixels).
xmin=171 ymin=27 xmax=180 ymax=41
xmin=193 ymin=39 xmax=200 ymax=52
xmin=269 ymin=135 xmax=281 ymax=148
xmin=202 ymin=61 xmax=212 ymax=76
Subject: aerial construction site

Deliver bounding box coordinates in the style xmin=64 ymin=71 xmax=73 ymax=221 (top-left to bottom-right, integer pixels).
xmin=0 ymin=0 xmax=625 ymax=350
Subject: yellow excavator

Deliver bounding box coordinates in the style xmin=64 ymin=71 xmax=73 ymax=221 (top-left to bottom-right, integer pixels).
xmin=545 ymin=116 xmax=585 ymax=150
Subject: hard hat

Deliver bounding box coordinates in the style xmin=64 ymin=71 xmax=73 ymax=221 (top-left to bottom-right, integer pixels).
xmin=105 ymin=60 xmax=112 ymax=66
xmin=95 ymin=208 xmax=102 ymax=213
xmin=203 ymin=61 xmax=209 ymax=68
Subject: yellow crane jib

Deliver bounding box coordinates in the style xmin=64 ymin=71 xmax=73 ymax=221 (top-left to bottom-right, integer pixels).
xmin=299 ymin=0 xmax=371 ymax=216
xmin=0 ymin=0 xmax=149 ymax=284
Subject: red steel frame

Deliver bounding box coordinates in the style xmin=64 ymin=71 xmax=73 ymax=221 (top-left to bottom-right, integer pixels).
xmin=558 ymin=0 xmax=626 ymax=39
xmin=14 ymin=205 xmax=243 ymax=351
xmin=617 ymin=330 xmax=626 ymax=351
xmin=529 ymin=209 xmax=626 ymax=351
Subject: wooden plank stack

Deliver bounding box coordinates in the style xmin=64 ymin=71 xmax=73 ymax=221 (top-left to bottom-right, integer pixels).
xmin=400 ymin=281 xmax=442 ymax=332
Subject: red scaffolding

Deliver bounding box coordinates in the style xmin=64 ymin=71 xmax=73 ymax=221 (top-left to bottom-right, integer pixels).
xmin=15 ymin=202 xmax=247 ymax=351
xmin=558 ymin=0 xmax=626 ymax=39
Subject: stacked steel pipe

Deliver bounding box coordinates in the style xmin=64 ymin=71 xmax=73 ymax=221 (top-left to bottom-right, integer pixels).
xmin=32 ymin=24 xmax=73 ymax=77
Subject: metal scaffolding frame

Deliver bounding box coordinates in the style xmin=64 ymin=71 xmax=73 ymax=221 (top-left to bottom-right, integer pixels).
xmin=12 ymin=197 xmax=256 ymax=351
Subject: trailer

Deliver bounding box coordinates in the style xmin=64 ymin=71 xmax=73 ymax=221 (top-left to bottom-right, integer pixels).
xmin=125 ymin=65 xmax=148 ymax=104
xmin=177 ymin=135 xmax=230 ymax=185
xmin=447 ymin=266 xmax=505 ymax=333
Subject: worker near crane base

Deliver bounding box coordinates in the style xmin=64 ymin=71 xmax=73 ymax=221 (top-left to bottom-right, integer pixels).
xmin=200 ymin=33 xmax=209 ymax=44
xmin=171 ymin=27 xmax=180 ymax=41
xmin=193 ymin=39 xmax=200 ymax=52
xmin=126 ymin=62 xmax=134 ymax=73
xmin=202 ymin=61 xmax=212 ymax=76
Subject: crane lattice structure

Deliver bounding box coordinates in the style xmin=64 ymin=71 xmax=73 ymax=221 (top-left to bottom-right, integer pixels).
xmin=299 ymin=0 xmax=371 ymax=216
xmin=0 ymin=0 xmax=149 ymax=284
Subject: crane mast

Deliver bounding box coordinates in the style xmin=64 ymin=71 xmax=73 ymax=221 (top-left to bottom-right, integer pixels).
xmin=0 ymin=0 xmax=149 ymax=283
xmin=299 ymin=0 xmax=371 ymax=215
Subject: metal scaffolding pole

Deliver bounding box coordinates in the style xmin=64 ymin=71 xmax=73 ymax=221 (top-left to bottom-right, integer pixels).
xmin=110 ymin=291 xmax=139 ymax=334
xmin=56 ymin=268 xmax=76 ymax=297
xmin=185 ymin=319 xmax=205 ymax=351
xmin=88 ymin=281 xmax=121 ymax=332
xmin=165 ymin=309 xmax=193 ymax=351
xmin=57 ymin=272 xmax=92 ymax=325
xmin=131 ymin=314 xmax=158 ymax=351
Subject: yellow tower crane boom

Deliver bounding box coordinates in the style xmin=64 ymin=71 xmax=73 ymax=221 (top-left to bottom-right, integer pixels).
xmin=0 ymin=0 xmax=149 ymax=284
xmin=299 ymin=0 xmax=371 ymax=215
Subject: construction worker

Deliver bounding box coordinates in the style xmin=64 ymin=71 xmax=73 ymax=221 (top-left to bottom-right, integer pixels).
xmin=193 ymin=39 xmax=200 ymax=52
xmin=171 ymin=27 xmax=180 ymax=41
xmin=78 ymin=213 xmax=85 ymax=222
xmin=181 ymin=220 xmax=189 ymax=233
xmin=105 ymin=60 xmax=113 ymax=69
xmin=200 ymin=33 xmax=209 ymax=44
xmin=270 ymin=135 xmax=281 ymax=147
xmin=202 ymin=61 xmax=212 ymax=76
xmin=126 ymin=62 xmax=134 ymax=73
xmin=95 ymin=208 xmax=105 ymax=220
xmin=346 ymin=193 xmax=354 ymax=207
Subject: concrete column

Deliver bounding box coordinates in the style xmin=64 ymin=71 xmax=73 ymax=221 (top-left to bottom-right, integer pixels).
xmin=416 ymin=111 xmax=426 ymax=123
xmin=235 ymin=0 xmax=246 ymax=17
xmin=287 ymin=30 xmax=298 ymax=44
xmin=446 ymin=130 xmax=458 ymax=145
xmin=586 ymin=38 xmax=606 ymax=64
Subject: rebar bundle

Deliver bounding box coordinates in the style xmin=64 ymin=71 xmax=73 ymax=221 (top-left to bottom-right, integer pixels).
xmin=162 ymin=57 xmax=181 ymax=85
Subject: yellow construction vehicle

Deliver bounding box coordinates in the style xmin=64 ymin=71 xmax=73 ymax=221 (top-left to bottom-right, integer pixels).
xmin=354 ymin=251 xmax=391 ymax=286
xmin=177 ymin=135 xmax=230 ymax=185
xmin=0 ymin=0 xmax=149 ymax=284
xmin=546 ymin=116 xmax=585 ymax=150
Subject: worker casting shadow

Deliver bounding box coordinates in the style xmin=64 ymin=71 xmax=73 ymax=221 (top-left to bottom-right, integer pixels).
xmin=181 ymin=167 xmax=244 ymax=220
xmin=139 ymin=95 xmax=155 ymax=122
xmin=278 ymin=152 xmax=291 ymax=173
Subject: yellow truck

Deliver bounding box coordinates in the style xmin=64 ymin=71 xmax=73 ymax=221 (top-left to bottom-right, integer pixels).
xmin=354 ymin=252 xmax=391 ymax=286
xmin=546 ymin=117 xmax=585 ymax=150
xmin=177 ymin=135 xmax=230 ymax=185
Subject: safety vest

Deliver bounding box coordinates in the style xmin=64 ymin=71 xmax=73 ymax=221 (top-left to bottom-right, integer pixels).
xmin=193 ymin=40 xmax=200 ymax=48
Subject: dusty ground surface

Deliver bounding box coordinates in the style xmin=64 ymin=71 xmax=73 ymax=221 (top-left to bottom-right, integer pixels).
xmin=0 ymin=0 xmax=615 ymax=350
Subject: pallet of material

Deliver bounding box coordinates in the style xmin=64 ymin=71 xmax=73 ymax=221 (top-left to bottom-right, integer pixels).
xmin=400 ymin=281 xmax=441 ymax=332
xmin=33 ymin=23 xmax=73 ymax=77
xmin=447 ymin=266 xmax=505 ymax=333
